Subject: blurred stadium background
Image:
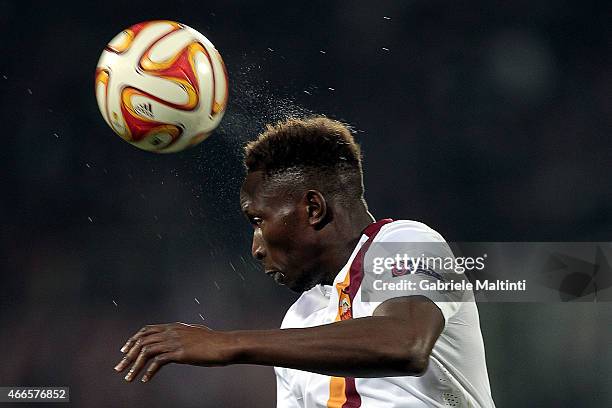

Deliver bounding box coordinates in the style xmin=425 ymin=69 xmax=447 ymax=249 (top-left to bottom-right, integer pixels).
xmin=1 ymin=0 xmax=611 ymax=406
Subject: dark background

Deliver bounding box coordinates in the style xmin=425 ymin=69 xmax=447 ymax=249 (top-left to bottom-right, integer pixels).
xmin=1 ymin=0 xmax=611 ymax=406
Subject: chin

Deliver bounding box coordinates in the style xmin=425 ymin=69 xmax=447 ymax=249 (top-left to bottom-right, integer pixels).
xmin=284 ymin=283 xmax=307 ymax=293
xmin=285 ymin=273 xmax=319 ymax=293
xmin=286 ymin=283 xmax=315 ymax=293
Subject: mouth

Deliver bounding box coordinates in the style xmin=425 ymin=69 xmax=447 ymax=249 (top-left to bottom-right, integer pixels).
xmin=265 ymin=269 xmax=285 ymax=284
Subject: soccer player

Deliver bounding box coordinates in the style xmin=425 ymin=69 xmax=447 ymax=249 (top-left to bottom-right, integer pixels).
xmin=114 ymin=117 xmax=495 ymax=407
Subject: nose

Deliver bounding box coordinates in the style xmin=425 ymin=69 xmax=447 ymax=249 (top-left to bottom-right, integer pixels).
xmin=251 ymin=229 xmax=266 ymax=261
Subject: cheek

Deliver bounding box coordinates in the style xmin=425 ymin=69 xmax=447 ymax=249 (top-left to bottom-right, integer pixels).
xmin=263 ymin=223 xmax=291 ymax=250
xmin=263 ymin=214 xmax=301 ymax=254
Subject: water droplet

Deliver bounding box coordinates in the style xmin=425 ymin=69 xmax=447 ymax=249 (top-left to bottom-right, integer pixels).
xmin=199 ymin=313 xmax=205 ymax=321
xmin=2 ymin=75 xmax=7 ymax=79
xmin=194 ymin=297 xmax=200 ymax=304
xmin=112 ymin=300 xmax=118 ymax=307
xmin=53 ymin=133 xmax=59 ymax=138
xmin=303 ymin=90 xmax=311 ymax=95
xmin=328 ymin=87 xmax=335 ymax=91
xmin=267 ymin=47 xmax=274 ymax=52
xmin=156 ymin=233 xmax=162 ymax=240
xmin=382 ymin=47 xmax=389 ymax=52
xmin=319 ymin=50 xmax=326 ymax=54
xmin=27 ymin=88 xmax=32 ymax=95
xmin=213 ymin=281 xmax=220 ymax=290
xmin=383 ymin=16 xmax=391 ymax=20
xmin=85 ymin=163 xmax=91 ymax=168
xmin=88 ymin=216 xmax=93 ymax=223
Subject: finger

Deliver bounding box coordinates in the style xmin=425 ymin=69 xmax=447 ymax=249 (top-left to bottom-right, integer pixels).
xmin=124 ymin=343 xmax=172 ymax=382
xmin=141 ymin=352 xmax=177 ymax=383
xmin=115 ymin=333 xmax=166 ymax=373
xmin=121 ymin=325 xmax=165 ymax=353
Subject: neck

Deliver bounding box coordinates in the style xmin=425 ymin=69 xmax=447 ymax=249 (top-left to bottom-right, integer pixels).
xmin=319 ymin=204 xmax=375 ymax=286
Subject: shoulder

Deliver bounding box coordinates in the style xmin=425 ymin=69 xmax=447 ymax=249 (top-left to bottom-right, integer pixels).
xmin=375 ymin=219 xmax=447 ymax=243
xmin=280 ymin=285 xmax=329 ymax=329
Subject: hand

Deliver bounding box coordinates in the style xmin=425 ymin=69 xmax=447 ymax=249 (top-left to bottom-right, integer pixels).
xmin=114 ymin=322 xmax=233 ymax=383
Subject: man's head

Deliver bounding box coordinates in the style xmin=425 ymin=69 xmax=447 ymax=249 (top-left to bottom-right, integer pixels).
xmin=240 ymin=116 xmax=367 ymax=292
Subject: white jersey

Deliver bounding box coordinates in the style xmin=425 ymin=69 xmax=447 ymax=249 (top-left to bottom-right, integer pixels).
xmin=275 ymin=219 xmax=495 ymax=408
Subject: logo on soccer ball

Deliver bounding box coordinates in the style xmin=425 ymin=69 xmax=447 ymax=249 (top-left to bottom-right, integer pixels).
xmin=134 ymin=102 xmax=154 ymax=119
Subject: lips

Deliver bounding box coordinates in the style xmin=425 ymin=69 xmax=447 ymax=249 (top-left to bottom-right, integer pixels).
xmin=265 ymin=269 xmax=285 ymax=284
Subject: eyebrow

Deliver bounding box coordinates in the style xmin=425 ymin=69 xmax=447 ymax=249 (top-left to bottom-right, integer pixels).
xmin=240 ymin=201 xmax=254 ymax=217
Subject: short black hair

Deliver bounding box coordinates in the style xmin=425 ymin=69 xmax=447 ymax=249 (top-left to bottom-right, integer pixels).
xmin=244 ymin=116 xmax=366 ymax=206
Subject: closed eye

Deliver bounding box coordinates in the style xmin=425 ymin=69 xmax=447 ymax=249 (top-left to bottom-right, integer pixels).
xmin=250 ymin=216 xmax=263 ymax=227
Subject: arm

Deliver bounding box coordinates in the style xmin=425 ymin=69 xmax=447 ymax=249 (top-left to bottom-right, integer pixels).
xmin=114 ymin=295 xmax=444 ymax=383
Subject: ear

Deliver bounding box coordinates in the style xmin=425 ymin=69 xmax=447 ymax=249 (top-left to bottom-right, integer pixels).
xmin=304 ymin=190 xmax=328 ymax=228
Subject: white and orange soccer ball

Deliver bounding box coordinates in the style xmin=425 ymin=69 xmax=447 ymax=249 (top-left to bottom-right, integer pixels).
xmin=95 ymin=20 xmax=228 ymax=153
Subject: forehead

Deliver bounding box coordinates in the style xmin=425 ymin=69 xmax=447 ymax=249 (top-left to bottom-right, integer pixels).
xmin=240 ymin=170 xmax=298 ymax=213
xmin=240 ymin=171 xmax=269 ymax=211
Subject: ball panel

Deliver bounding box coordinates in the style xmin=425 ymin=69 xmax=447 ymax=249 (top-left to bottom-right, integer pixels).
xmin=106 ymin=30 xmax=134 ymax=54
xmin=127 ymin=21 xmax=155 ymax=37
xmin=120 ymin=87 xmax=183 ymax=142
xmin=139 ymin=42 xmax=202 ymax=110
xmin=105 ymin=77 xmax=131 ymax=141
xmin=210 ymin=47 xmax=229 ymax=115
xmin=142 ymin=28 xmax=193 ymax=69
xmin=190 ymin=44 xmax=215 ymax=115
xmin=187 ymin=131 xmax=213 ymax=147
xmin=131 ymin=124 xmax=181 ymax=152
xmin=126 ymin=21 xmax=181 ymax=61
xmin=94 ymin=68 xmax=111 ymax=125
xmin=105 ymin=21 xmax=152 ymax=54
xmin=193 ymin=32 xmax=228 ymax=116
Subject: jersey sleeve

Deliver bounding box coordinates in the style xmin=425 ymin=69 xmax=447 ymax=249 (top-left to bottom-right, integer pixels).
xmin=361 ymin=220 xmax=463 ymax=322
xmin=275 ymin=367 xmax=303 ymax=408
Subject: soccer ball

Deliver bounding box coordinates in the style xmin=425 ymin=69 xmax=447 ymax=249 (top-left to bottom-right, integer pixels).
xmin=95 ymin=20 xmax=228 ymax=153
